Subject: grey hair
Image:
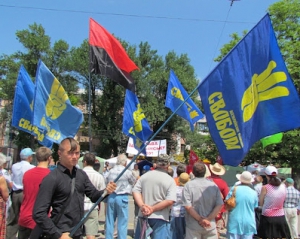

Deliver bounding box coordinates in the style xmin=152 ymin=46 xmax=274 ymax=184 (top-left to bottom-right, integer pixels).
xmin=0 ymin=153 xmax=7 ymax=167
xmin=116 ymin=154 xmax=127 ymax=166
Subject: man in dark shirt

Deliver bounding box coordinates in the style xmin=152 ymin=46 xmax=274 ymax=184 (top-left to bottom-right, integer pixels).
xmin=33 ymin=137 xmax=116 ymax=239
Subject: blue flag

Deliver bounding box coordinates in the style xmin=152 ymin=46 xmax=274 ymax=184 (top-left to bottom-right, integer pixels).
xmin=122 ymin=90 xmax=153 ymax=155
xmin=198 ymin=14 xmax=300 ymax=166
xmin=12 ymin=65 xmax=53 ymax=148
xmin=32 ymin=60 xmax=84 ymax=144
xmin=165 ymin=70 xmax=204 ymax=131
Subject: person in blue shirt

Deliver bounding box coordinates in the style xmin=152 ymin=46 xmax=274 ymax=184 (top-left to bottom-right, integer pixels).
xmin=226 ymin=171 xmax=258 ymax=239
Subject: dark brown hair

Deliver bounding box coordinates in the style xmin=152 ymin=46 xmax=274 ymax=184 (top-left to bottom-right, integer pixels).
xmin=193 ymin=162 xmax=206 ymax=178
xmin=59 ymin=137 xmax=79 ymax=152
xmin=83 ymin=153 xmax=96 ymax=167
xmin=268 ymin=175 xmax=281 ymax=186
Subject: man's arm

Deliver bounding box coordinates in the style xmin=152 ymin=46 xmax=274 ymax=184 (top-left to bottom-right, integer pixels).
xmin=151 ymin=200 xmax=174 ymax=213
xmin=84 ymin=171 xmax=116 ymax=202
xmin=206 ymin=204 xmax=223 ymax=221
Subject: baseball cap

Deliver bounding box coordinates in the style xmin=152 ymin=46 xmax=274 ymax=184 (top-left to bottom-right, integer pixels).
xmin=20 ymin=148 xmax=35 ymax=159
xmin=157 ymin=154 xmax=170 ymax=164
xmin=285 ymin=178 xmax=294 ymax=184
xmin=265 ymin=165 xmax=278 ymax=176
xmin=143 ymin=165 xmax=151 ymax=171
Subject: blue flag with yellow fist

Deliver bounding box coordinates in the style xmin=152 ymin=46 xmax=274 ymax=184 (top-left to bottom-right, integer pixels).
xmin=198 ymin=14 xmax=300 ymax=166
xmin=32 ymin=60 xmax=83 ymax=144
xmin=122 ymin=90 xmax=153 ymax=155
xmin=165 ymin=70 xmax=204 ymax=131
xmin=12 ymin=65 xmax=53 ymax=148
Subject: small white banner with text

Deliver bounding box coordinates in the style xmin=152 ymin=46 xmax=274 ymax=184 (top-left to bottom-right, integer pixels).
xmin=126 ymin=138 xmax=167 ymax=156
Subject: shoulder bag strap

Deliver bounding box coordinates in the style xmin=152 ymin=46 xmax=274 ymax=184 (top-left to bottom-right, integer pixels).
xmin=53 ymin=177 xmax=76 ymax=224
xmin=232 ymin=186 xmax=237 ymax=197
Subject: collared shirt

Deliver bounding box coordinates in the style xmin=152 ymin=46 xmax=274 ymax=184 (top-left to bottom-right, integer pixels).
xmin=106 ymin=164 xmax=136 ymax=194
xmin=33 ymin=163 xmax=105 ymax=239
xmin=182 ymin=177 xmax=223 ymax=231
xmin=83 ymin=166 xmax=106 ymax=211
xmin=284 ymin=186 xmax=300 ymax=208
xmin=11 ymin=160 xmax=35 ymax=191
xmin=132 ymin=168 xmax=177 ymax=221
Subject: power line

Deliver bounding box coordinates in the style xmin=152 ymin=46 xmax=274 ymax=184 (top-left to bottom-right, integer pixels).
xmin=0 ymin=4 xmax=255 ymax=24
xmin=209 ymin=4 xmax=233 ymax=72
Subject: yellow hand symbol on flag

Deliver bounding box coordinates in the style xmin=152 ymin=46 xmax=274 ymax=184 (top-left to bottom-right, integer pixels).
xmin=241 ymin=61 xmax=289 ymax=122
xmin=133 ymin=104 xmax=146 ymax=132
xmin=45 ymin=78 xmax=69 ymax=120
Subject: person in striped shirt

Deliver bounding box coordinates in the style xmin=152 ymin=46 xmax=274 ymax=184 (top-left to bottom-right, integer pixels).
xmin=284 ymin=177 xmax=300 ymax=239
xmin=83 ymin=153 xmax=106 ymax=239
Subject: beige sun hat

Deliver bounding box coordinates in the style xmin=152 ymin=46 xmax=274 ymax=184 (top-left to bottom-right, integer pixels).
xmin=236 ymin=171 xmax=254 ymax=184
xmin=204 ymin=164 xmax=211 ymax=178
xmin=209 ymin=162 xmax=226 ymax=176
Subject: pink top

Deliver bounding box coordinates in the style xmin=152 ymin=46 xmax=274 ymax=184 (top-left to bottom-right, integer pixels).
xmin=262 ymin=183 xmax=286 ymax=217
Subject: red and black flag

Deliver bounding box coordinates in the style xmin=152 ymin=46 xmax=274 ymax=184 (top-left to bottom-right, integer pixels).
xmin=89 ymin=18 xmax=139 ymax=92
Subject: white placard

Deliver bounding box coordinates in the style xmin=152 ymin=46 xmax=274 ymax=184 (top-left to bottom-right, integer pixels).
xmin=126 ymin=138 xmax=167 ymax=156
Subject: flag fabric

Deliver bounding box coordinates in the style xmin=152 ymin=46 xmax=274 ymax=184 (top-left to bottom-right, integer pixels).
xmin=122 ymin=90 xmax=153 ymax=155
xmin=32 ymin=60 xmax=84 ymax=144
xmin=165 ymin=70 xmax=204 ymax=131
xmin=189 ymin=150 xmax=199 ymax=166
xmin=12 ymin=65 xmax=53 ymax=148
xmin=198 ymin=14 xmax=300 ymax=166
xmin=261 ymin=133 xmax=283 ymax=148
xmin=89 ymin=18 xmax=138 ymax=92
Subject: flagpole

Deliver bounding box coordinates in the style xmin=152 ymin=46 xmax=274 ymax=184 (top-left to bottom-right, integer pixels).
xmin=88 ymin=72 xmax=92 ymax=152
xmin=70 ymin=82 xmax=201 ymax=236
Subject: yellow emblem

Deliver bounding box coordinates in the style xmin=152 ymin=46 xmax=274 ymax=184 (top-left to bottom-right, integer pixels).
xmin=45 ymin=77 xmax=68 ymax=120
xmin=241 ymin=61 xmax=289 ymax=122
xmin=133 ymin=104 xmax=146 ymax=132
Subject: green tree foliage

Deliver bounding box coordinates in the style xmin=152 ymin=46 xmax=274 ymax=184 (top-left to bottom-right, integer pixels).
xmin=209 ymin=0 xmax=300 ymax=168
xmin=268 ymin=0 xmax=300 ymax=93
xmin=0 ymin=23 xmax=80 ymax=157
xmin=214 ymin=31 xmax=247 ymax=62
xmin=66 ymin=39 xmax=200 ymax=158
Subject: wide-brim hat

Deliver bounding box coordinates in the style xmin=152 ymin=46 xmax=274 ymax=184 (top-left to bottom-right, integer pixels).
xmin=236 ymin=171 xmax=254 ymax=184
xmin=204 ymin=164 xmax=211 ymax=178
xmin=209 ymin=163 xmax=225 ymax=176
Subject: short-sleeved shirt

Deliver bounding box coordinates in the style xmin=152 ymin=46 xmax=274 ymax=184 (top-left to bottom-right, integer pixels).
xmin=284 ymin=186 xmax=300 ymax=208
xmin=170 ymin=186 xmax=185 ymax=217
xmin=211 ymin=176 xmax=229 ymax=199
xmin=226 ymin=185 xmax=258 ymax=235
xmin=132 ymin=169 xmax=176 ymax=221
xmin=83 ymin=166 xmax=106 ymax=211
xmin=19 ymin=167 xmax=50 ymax=229
xmin=182 ymin=177 xmax=223 ymax=231
xmin=106 ymin=165 xmax=136 ymax=194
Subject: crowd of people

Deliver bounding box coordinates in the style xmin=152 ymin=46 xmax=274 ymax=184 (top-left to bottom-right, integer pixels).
xmin=0 ymin=138 xmax=299 ymax=239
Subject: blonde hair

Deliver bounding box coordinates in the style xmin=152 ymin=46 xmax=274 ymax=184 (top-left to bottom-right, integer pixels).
xmin=36 ymin=147 xmax=52 ymax=162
